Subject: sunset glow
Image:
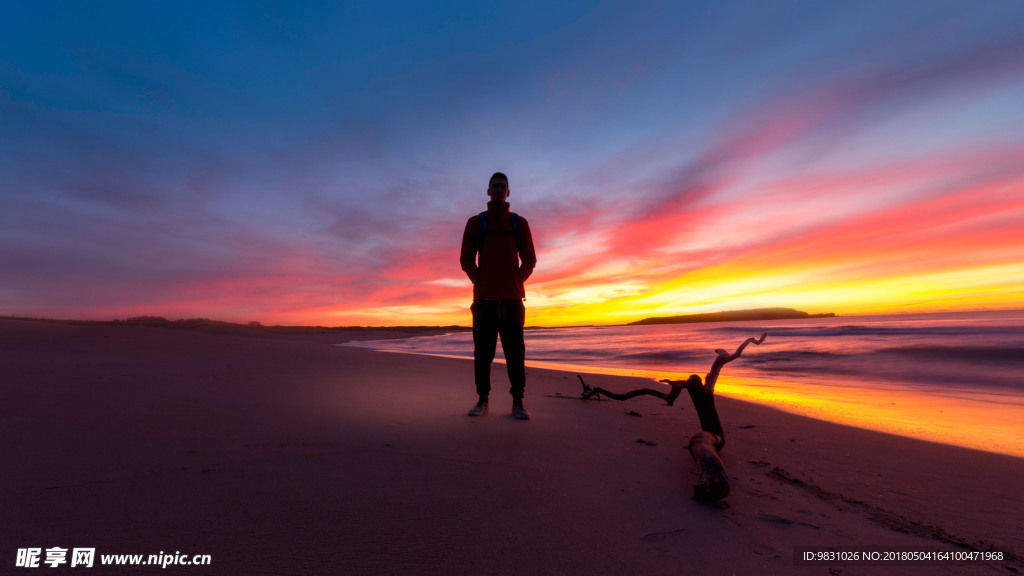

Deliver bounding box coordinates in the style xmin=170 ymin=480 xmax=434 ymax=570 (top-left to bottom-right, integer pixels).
xmin=3 ymin=2 xmax=1023 ymax=326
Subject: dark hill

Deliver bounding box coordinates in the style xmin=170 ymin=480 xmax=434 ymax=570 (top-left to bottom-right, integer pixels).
xmin=629 ymin=307 xmax=835 ymax=325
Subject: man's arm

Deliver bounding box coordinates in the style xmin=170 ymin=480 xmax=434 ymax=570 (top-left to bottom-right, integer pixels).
xmin=460 ymin=217 xmax=479 ymax=284
xmin=518 ymin=217 xmax=536 ymax=282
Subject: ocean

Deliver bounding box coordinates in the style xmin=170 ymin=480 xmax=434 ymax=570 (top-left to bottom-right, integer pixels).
xmin=344 ymin=310 xmax=1024 ymax=457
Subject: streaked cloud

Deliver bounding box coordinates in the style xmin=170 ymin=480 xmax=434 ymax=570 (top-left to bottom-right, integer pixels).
xmin=2 ymin=1 xmax=1022 ymax=325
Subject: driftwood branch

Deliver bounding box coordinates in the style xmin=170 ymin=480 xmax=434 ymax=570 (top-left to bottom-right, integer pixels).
xmin=679 ymin=332 xmax=766 ymax=501
xmin=578 ymin=374 xmax=688 ymax=405
xmin=703 ymin=332 xmax=767 ymax=394
xmin=579 ymin=332 xmax=767 ymax=503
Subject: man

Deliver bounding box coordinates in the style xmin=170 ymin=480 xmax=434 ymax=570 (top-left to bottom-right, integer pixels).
xmin=459 ymin=172 xmax=537 ymax=420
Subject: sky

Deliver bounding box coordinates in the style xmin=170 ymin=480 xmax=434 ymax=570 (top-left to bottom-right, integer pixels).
xmin=2 ymin=1 xmax=1023 ymax=327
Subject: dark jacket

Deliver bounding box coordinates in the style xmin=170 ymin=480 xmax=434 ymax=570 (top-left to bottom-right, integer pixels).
xmin=460 ymin=201 xmax=536 ymax=300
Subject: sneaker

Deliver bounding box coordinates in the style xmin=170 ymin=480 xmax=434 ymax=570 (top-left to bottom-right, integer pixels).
xmin=512 ymin=402 xmax=531 ymax=420
xmin=467 ymin=400 xmax=489 ymax=417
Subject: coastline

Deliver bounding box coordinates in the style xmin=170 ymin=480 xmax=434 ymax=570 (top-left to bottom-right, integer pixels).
xmin=3 ymin=317 xmax=1021 ymax=574
xmin=347 ymin=311 xmax=1024 ymax=460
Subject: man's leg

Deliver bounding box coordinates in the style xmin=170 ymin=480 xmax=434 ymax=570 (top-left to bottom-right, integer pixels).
xmin=471 ymin=300 xmax=498 ymax=403
xmin=498 ymin=300 xmax=527 ymax=409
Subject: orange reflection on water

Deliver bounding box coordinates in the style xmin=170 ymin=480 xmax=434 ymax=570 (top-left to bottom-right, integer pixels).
xmin=715 ymin=374 xmax=1024 ymax=459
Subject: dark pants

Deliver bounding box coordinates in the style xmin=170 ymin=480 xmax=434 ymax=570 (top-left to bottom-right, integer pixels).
xmin=471 ymin=299 xmax=526 ymax=402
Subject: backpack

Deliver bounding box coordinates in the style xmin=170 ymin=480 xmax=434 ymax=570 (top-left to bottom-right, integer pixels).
xmin=474 ymin=211 xmax=521 ymax=253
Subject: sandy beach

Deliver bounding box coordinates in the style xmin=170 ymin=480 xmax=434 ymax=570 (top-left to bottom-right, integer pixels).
xmin=3 ymin=317 xmax=1021 ymax=575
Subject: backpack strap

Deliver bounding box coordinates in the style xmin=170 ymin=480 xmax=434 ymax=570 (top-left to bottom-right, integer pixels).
xmin=475 ymin=211 xmax=488 ymax=252
xmin=511 ymin=213 xmax=521 ymax=251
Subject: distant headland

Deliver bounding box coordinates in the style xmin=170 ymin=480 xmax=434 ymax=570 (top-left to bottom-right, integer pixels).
xmin=629 ymin=307 xmax=836 ymax=326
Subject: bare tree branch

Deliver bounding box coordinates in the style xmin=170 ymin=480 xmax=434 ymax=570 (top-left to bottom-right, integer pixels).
xmin=704 ymin=332 xmax=767 ymax=393
xmin=578 ymin=374 xmax=689 ymax=405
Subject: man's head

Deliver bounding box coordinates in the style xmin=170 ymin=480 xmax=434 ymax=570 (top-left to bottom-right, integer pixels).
xmin=488 ymin=172 xmax=509 ymax=203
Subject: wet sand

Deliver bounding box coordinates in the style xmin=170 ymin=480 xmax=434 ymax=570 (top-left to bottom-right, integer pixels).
xmin=3 ymin=317 xmax=1021 ymax=574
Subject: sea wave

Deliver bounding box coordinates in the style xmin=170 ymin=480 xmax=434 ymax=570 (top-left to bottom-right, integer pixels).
xmin=876 ymin=345 xmax=1024 ymax=363
xmin=608 ymin=350 xmax=707 ymax=364
xmin=346 ymin=312 xmax=1024 ymax=396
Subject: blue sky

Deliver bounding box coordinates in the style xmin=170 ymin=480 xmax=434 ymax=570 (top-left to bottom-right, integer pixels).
xmin=3 ymin=1 xmax=1023 ymax=325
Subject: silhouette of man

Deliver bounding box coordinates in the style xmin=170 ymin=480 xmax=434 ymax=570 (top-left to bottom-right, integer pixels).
xmin=460 ymin=172 xmax=537 ymax=420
